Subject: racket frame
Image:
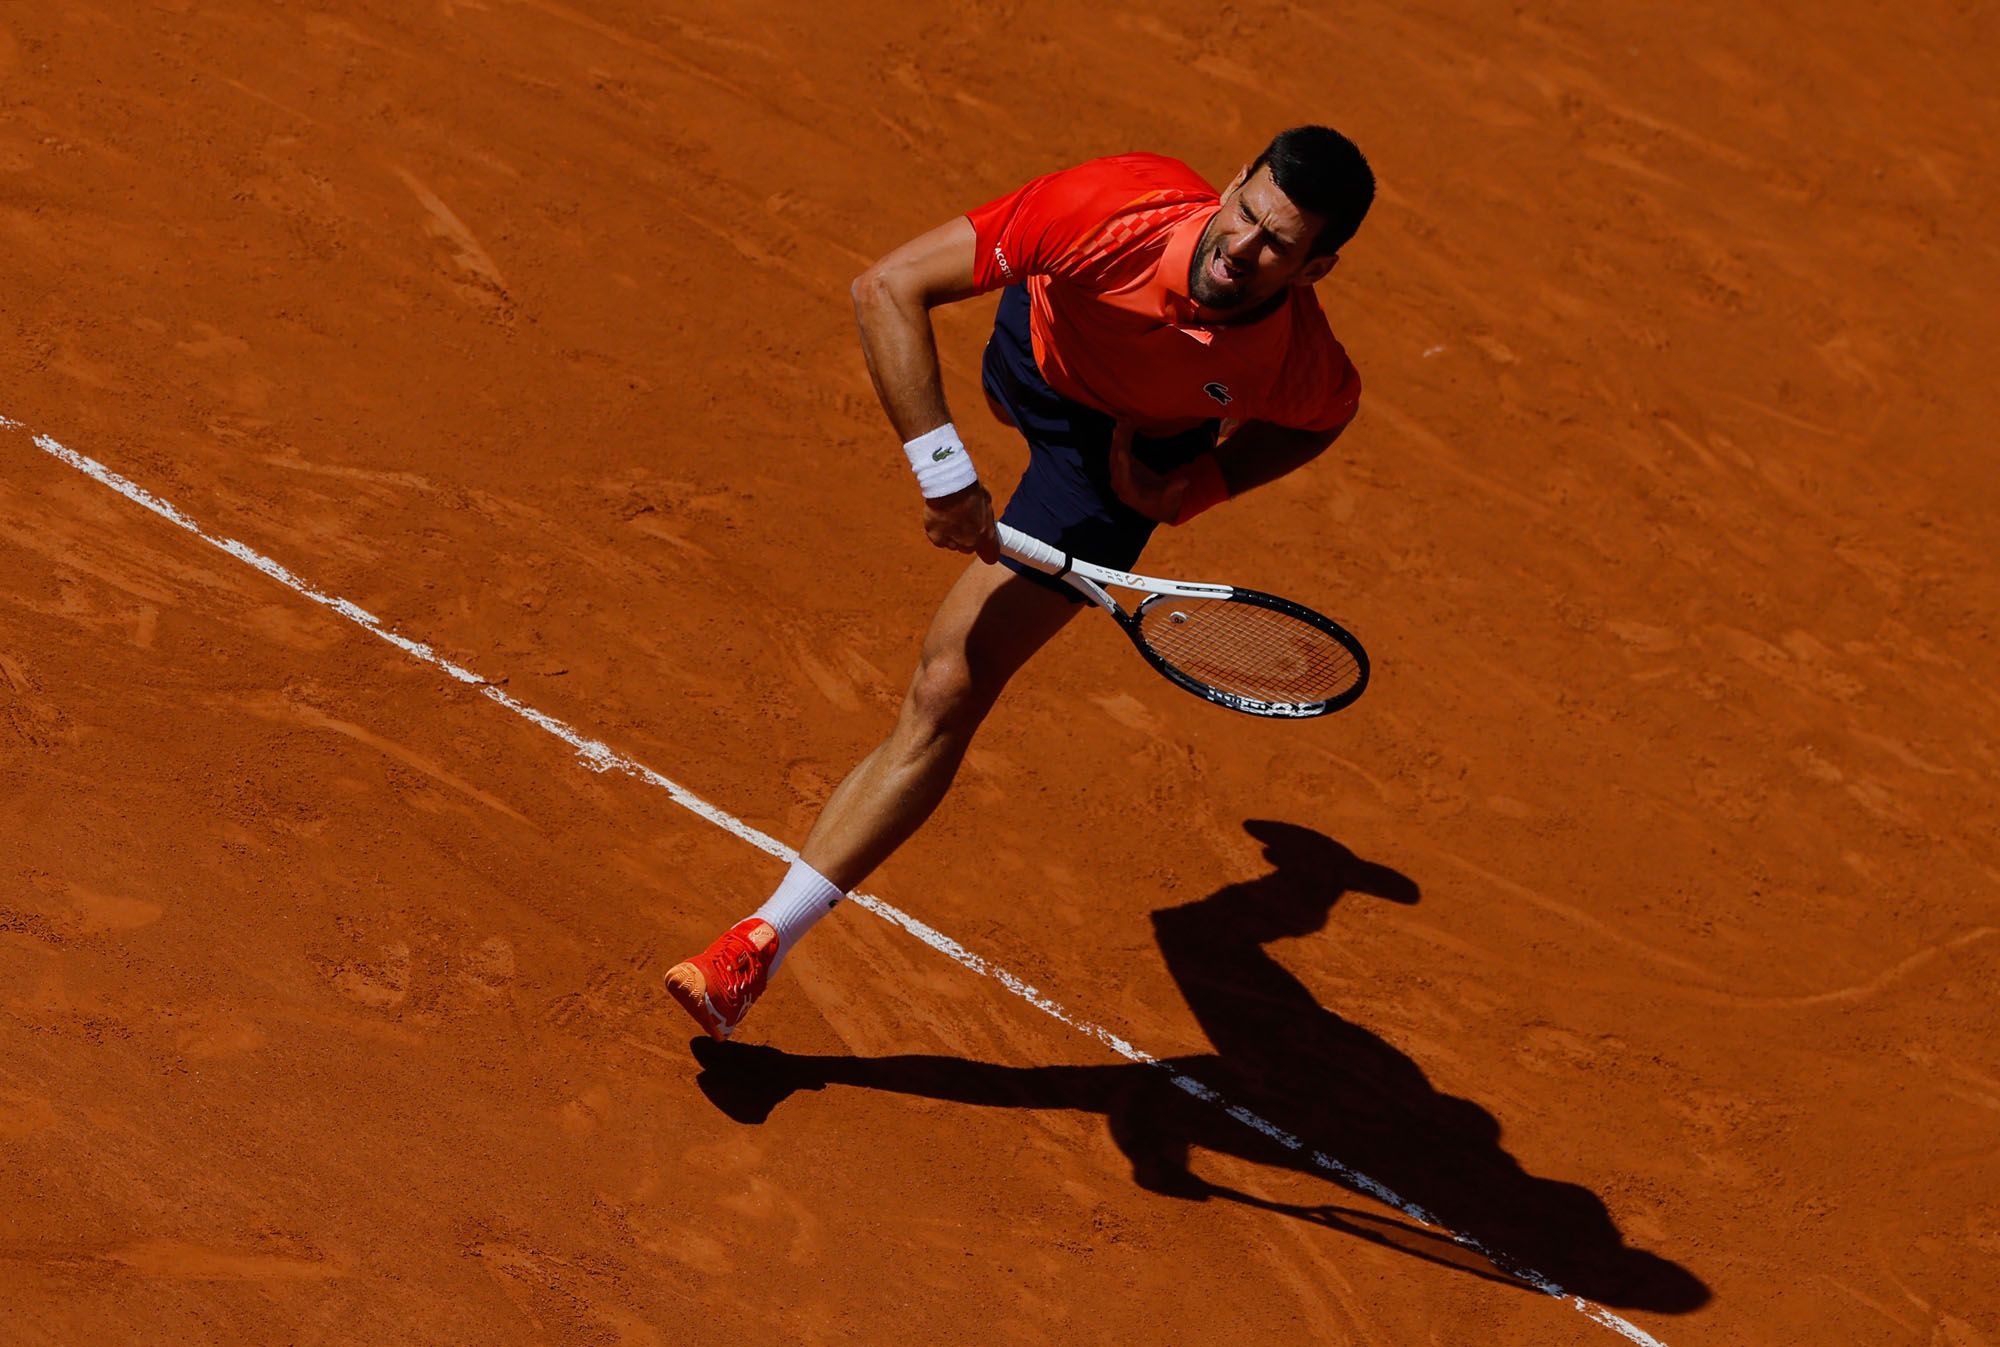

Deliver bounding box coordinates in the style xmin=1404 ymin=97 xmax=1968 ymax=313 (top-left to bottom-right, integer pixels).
xmin=996 ymin=523 xmax=1368 ymax=718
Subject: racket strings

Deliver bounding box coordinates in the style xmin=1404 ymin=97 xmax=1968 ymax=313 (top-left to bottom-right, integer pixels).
xmin=1137 ymin=597 xmax=1361 ymax=703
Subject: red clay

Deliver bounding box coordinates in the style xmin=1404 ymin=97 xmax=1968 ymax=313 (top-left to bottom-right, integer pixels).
xmin=3 ymin=3 xmax=1995 ymax=1344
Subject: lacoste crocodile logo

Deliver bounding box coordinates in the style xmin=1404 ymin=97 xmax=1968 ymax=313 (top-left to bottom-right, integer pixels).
xmin=1203 ymin=381 xmax=1233 ymax=406
xmin=932 ymin=445 xmax=958 ymax=461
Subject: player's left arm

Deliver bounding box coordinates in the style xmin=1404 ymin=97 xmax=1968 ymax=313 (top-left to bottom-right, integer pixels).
xmin=1212 ymin=418 xmax=1342 ymax=494
xmin=1108 ymin=417 xmax=1344 ymax=525
xmin=1211 ymin=330 xmax=1362 ymax=499
xmin=1112 ymin=322 xmax=1360 ymax=523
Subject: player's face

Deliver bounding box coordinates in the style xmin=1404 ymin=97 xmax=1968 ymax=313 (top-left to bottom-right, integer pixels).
xmin=1188 ymin=165 xmax=1337 ymax=312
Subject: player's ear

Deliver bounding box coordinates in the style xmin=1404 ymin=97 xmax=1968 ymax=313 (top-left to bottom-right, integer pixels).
xmin=1296 ymin=252 xmax=1339 ymax=285
xmin=1224 ymin=165 xmax=1249 ymax=196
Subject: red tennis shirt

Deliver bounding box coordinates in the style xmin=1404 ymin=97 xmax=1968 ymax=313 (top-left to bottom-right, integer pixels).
xmin=965 ymin=152 xmax=1360 ymax=436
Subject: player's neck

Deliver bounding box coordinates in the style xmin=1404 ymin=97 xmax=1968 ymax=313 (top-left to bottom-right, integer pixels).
xmin=1196 ymin=290 xmax=1291 ymax=328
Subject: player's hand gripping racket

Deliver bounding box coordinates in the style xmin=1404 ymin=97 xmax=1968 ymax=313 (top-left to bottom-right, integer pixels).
xmin=997 ymin=523 xmax=1368 ymax=718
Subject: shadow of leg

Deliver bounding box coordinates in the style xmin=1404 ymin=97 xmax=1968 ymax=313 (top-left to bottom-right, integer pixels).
xmin=690 ymin=1037 xmax=826 ymax=1124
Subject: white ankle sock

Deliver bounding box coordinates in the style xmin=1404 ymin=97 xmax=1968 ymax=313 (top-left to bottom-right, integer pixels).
xmin=750 ymin=858 xmax=846 ymax=972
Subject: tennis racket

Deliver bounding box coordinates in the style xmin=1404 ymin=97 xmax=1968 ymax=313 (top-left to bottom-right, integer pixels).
xmin=997 ymin=523 xmax=1368 ymax=718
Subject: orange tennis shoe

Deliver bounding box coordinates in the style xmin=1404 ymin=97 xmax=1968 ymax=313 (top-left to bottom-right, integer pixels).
xmin=664 ymin=918 xmax=778 ymax=1041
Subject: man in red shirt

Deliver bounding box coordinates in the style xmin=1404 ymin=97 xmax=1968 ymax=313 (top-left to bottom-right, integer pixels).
xmin=667 ymin=126 xmax=1374 ymax=1040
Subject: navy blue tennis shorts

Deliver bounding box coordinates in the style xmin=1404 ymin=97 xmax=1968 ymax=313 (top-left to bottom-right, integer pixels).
xmin=981 ymin=284 xmax=1220 ymax=602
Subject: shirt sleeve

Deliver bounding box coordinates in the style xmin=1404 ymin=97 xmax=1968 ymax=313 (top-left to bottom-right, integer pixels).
xmin=1266 ymin=311 xmax=1362 ymax=434
xmin=965 ymin=167 xmax=1106 ymax=293
xmin=1308 ymin=351 xmax=1362 ymax=434
xmin=964 ymin=155 xmax=1208 ymax=294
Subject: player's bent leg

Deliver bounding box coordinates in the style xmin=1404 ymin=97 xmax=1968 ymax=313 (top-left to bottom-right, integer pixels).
xmin=798 ymin=556 xmax=1081 ymax=892
xmin=665 ymin=559 xmax=1078 ymax=1041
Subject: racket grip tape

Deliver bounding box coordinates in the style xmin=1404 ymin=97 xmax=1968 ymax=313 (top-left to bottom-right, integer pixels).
xmin=995 ymin=524 xmax=1070 ymax=578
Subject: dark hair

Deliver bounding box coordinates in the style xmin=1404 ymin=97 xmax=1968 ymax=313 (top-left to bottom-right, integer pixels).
xmin=1249 ymin=125 xmax=1374 ymax=257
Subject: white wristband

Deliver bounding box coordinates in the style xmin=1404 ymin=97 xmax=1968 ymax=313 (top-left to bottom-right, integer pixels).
xmin=902 ymin=422 xmax=979 ymax=498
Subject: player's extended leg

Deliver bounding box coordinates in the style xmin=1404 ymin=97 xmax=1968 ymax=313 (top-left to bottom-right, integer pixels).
xmin=799 ymin=556 xmax=1079 ymax=891
xmin=664 ymin=557 xmax=1080 ymax=1040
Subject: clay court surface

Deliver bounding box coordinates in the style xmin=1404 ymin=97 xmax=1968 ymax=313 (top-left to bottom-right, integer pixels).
xmin=3 ymin=2 xmax=1997 ymax=1343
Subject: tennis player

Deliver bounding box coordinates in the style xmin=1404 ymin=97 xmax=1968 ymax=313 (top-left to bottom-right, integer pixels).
xmin=667 ymin=126 xmax=1374 ymax=1039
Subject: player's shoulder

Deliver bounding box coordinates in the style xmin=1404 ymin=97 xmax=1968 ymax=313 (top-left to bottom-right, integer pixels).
xmin=1060 ymin=151 xmax=1217 ymax=202
xmin=1281 ymin=283 xmax=1342 ymax=352
xmin=1272 ymin=287 xmax=1360 ymax=429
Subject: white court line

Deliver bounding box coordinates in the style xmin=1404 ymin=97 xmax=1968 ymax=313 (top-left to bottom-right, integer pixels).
xmin=9 ymin=414 xmax=1670 ymax=1347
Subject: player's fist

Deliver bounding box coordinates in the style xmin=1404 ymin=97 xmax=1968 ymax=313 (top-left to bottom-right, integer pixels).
xmin=1107 ymin=422 xmax=1187 ymax=523
xmin=923 ymin=482 xmax=998 ymax=562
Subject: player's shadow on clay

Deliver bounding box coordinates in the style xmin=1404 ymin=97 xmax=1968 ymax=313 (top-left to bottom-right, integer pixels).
xmin=690 ymin=819 xmax=1708 ymax=1314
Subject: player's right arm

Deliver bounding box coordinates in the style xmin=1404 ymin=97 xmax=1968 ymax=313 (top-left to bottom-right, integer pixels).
xmin=851 ymin=217 xmax=998 ymax=562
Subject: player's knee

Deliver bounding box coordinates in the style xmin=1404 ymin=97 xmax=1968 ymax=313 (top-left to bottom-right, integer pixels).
xmin=904 ymin=649 xmax=991 ymax=738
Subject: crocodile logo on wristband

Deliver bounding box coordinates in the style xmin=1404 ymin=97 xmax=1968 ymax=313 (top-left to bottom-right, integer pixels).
xmin=904 ymin=422 xmax=977 ymax=498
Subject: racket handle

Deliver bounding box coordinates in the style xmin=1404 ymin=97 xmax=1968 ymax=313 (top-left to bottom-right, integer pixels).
xmin=996 ymin=523 xmax=1069 ymax=576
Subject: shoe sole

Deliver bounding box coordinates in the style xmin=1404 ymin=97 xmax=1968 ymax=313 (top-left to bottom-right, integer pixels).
xmin=663 ymin=963 xmax=734 ymax=1041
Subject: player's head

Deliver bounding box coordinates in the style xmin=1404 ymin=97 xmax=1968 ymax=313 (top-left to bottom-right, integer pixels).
xmin=1240 ymin=819 xmax=1419 ymax=934
xmin=1189 ymin=125 xmax=1374 ymax=313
